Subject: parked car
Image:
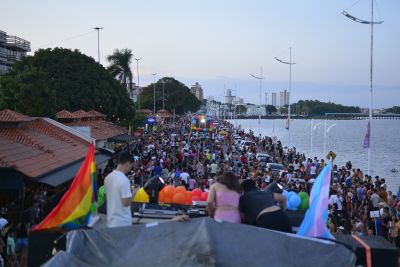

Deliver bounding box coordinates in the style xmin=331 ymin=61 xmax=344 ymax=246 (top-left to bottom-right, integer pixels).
xmin=240 ymin=141 xmax=256 ymax=152
xmin=256 ymin=153 xmax=271 ymax=166
xmin=266 ymin=163 xmax=284 ymax=177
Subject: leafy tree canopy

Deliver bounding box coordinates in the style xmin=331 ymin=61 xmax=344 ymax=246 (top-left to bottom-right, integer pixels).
xmin=265 ymin=105 xmax=277 ymax=114
xmin=235 ymin=105 xmax=247 ymax=114
xmin=0 ymin=48 xmax=135 ymax=125
xmin=140 ymin=77 xmax=201 ymax=114
xmin=291 ymin=100 xmax=360 ymax=115
xmin=384 ymin=106 xmax=400 ymax=114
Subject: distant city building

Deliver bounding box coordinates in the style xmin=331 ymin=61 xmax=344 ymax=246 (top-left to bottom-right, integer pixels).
xmin=0 ymin=29 xmax=31 ymax=74
xmin=245 ymin=103 xmax=258 ymax=116
xmin=206 ymin=99 xmax=222 ymax=117
xmin=190 ymin=82 xmax=204 ymax=101
xmin=271 ymin=92 xmax=278 ymax=107
xmin=225 ymin=88 xmax=235 ymax=105
xmin=279 ymin=90 xmax=289 ymax=107
xmin=127 ymin=82 xmax=140 ymax=103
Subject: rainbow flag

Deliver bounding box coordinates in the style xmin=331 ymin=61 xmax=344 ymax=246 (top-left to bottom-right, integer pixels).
xmin=33 ymin=144 xmax=97 ymax=231
xmin=297 ymin=161 xmax=334 ymax=239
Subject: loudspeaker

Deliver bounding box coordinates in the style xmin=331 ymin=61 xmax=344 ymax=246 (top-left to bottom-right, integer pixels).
xmin=334 ymin=234 xmax=398 ymax=267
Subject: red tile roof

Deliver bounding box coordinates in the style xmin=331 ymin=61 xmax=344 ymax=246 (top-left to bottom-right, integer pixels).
xmin=0 ymin=109 xmax=33 ymax=122
xmin=55 ymin=110 xmax=75 ymax=119
xmin=140 ymin=109 xmax=153 ymax=115
xmin=88 ymin=110 xmax=106 ymax=118
xmin=64 ymin=120 xmax=127 ymax=140
xmin=72 ymin=110 xmax=94 ymax=119
xmin=0 ymin=116 xmax=90 ymax=178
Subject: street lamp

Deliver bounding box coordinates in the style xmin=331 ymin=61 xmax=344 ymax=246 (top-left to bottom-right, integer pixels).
xmin=135 ymin=58 xmax=142 ymax=110
xmin=275 ymin=47 xmax=296 ymax=148
xmin=161 ymin=80 xmax=166 ymax=110
xmin=342 ymin=0 xmax=383 ymax=175
xmin=250 ymin=66 xmax=264 ymax=137
xmin=152 ymin=73 xmax=157 ymax=115
xmin=93 ymin=27 xmax=103 ymax=64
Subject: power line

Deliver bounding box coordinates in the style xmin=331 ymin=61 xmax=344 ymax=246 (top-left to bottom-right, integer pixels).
xmin=345 ymin=0 xmax=363 ymax=12
xmin=32 ymin=31 xmax=95 ymax=50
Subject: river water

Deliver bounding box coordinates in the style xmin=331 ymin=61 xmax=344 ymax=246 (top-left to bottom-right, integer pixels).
xmin=231 ymin=118 xmax=400 ymax=192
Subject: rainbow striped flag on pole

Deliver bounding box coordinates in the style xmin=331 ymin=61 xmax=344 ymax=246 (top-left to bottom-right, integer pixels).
xmin=33 ymin=143 xmax=97 ymax=231
xmin=297 ymin=161 xmax=334 ymax=239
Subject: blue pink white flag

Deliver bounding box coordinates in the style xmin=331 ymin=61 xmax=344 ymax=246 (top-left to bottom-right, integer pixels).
xmin=363 ymin=121 xmax=370 ymax=149
xmin=297 ymin=161 xmax=333 ymax=239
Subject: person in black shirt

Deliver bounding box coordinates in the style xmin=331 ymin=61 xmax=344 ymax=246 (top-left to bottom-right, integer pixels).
xmin=239 ymin=179 xmax=292 ymax=233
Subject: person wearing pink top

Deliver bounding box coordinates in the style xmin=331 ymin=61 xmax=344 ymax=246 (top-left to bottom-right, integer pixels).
xmin=207 ymin=171 xmax=241 ymax=223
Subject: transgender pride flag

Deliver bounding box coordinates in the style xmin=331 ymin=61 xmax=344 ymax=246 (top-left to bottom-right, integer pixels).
xmin=297 ymin=161 xmax=334 ymax=239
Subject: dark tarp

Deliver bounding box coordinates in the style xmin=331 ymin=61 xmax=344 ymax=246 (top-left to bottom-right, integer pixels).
xmin=108 ymin=134 xmax=134 ymax=143
xmin=43 ymin=218 xmax=356 ymax=267
xmin=36 ymin=153 xmax=111 ymax=187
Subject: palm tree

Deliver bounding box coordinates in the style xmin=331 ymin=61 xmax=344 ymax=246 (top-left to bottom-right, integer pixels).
xmin=106 ymin=48 xmax=133 ymax=90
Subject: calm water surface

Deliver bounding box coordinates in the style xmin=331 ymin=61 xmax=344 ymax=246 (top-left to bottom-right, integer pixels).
xmin=231 ymin=118 xmax=400 ymax=192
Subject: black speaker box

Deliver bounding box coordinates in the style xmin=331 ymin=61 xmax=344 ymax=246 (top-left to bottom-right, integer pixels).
xmin=334 ymin=234 xmax=398 ymax=267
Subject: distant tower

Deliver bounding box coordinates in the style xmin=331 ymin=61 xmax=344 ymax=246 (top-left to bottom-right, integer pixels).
xmin=225 ymin=89 xmax=235 ymax=105
xmin=190 ymin=82 xmax=203 ymax=101
xmin=271 ymin=92 xmax=277 ymax=107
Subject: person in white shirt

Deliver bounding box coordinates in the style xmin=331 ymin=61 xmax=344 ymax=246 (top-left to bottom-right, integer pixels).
xmin=104 ymin=152 xmax=134 ymax=228
xmin=180 ymin=171 xmax=190 ymax=185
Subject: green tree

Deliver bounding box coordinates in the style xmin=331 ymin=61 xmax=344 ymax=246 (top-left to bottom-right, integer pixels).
xmin=106 ymin=48 xmax=133 ymax=90
xmin=291 ymin=100 xmax=360 ymax=115
xmin=140 ymin=77 xmax=201 ymax=114
xmin=0 ymin=48 xmax=135 ymax=125
xmin=235 ymin=105 xmax=247 ymax=115
xmin=265 ymin=105 xmax=277 ymax=114
xmin=384 ymin=106 xmax=400 ymax=114
xmin=0 ymin=65 xmax=56 ymax=116
xmin=279 ymin=105 xmax=288 ymax=115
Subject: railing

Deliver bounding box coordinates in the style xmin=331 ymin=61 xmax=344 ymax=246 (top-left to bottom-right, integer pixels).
xmin=6 ymin=35 xmax=30 ymax=51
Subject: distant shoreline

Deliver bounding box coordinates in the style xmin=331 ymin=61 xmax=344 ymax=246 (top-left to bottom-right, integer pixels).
xmin=228 ymin=115 xmax=400 ymax=120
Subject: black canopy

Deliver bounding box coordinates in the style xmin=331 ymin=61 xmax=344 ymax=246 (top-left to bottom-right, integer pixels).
xmin=36 ymin=153 xmax=110 ymax=187
xmin=43 ymin=218 xmax=356 ymax=267
xmin=108 ymin=134 xmax=134 ymax=143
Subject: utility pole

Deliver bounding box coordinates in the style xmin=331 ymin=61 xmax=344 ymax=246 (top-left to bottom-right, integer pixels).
xmin=93 ymin=27 xmax=103 ymax=64
xmin=161 ymin=80 xmax=166 ymax=110
xmin=135 ymin=58 xmax=142 ymax=110
xmin=342 ymin=0 xmax=383 ymax=175
xmin=250 ymin=67 xmax=264 ymax=137
xmin=152 ymin=73 xmax=157 ymax=115
xmin=275 ymin=47 xmax=296 ymax=148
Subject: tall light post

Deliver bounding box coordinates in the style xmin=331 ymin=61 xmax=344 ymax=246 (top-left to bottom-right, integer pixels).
xmin=342 ymin=0 xmax=383 ymax=175
xmin=152 ymin=73 xmax=157 ymax=115
xmin=93 ymin=27 xmax=103 ymax=64
xmin=275 ymin=47 xmax=296 ymax=148
xmin=161 ymin=80 xmax=166 ymax=110
xmin=250 ymin=66 xmax=264 ymax=137
xmin=135 ymin=58 xmax=142 ymax=110
xmin=323 ymin=120 xmax=337 ymax=159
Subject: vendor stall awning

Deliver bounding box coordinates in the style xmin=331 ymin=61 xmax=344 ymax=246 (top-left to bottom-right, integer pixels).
xmin=108 ymin=134 xmax=134 ymax=143
xmin=36 ymin=153 xmax=111 ymax=187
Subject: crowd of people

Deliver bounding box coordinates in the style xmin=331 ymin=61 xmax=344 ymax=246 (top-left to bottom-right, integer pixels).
xmin=1 ymin=114 xmax=399 ymax=266
xmin=100 ymin=115 xmax=400 ymax=245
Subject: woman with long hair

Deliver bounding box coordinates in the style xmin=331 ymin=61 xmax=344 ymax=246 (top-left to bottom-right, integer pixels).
xmin=207 ymin=171 xmax=241 ymax=223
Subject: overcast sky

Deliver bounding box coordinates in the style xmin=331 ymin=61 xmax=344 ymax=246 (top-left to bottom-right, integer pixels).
xmin=2 ymin=0 xmax=399 ymax=108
